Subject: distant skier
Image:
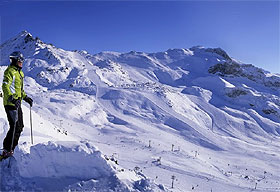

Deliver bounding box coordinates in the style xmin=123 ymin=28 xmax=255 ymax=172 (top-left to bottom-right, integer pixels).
xmin=1 ymin=51 xmax=33 ymax=160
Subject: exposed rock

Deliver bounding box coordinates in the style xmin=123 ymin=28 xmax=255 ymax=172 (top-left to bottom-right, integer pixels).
xmin=262 ymin=108 xmax=278 ymax=115
xmin=205 ymin=48 xmax=232 ymax=60
xmin=209 ymin=62 xmax=280 ymax=88
xmin=226 ymin=88 xmax=248 ymax=98
xmin=208 ymin=62 xmax=242 ymax=76
xmin=24 ymin=33 xmax=34 ymax=43
xmin=264 ymin=80 xmax=280 ymax=88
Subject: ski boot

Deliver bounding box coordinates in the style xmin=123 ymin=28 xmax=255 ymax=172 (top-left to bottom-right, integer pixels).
xmin=0 ymin=149 xmax=14 ymax=161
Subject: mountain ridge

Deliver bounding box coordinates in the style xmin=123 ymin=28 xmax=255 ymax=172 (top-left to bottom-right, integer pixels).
xmin=0 ymin=30 xmax=280 ymax=191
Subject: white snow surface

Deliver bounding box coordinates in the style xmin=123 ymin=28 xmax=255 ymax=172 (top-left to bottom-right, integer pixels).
xmin=0 ymin=31 xmax=279 ymax=191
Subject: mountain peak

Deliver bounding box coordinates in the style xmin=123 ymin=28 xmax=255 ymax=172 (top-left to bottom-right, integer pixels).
xmin=0 ymin=30 xmax=39 ymax=65
xmin=189 ymin=46 xmax=231 ymax=60
xmin=14 ymin=30 xmax=34 ymax=42
xmin=3 ymin=30 xmax=35 ymax=46
xmin=19 ymin=30 xmax=30 ymax=36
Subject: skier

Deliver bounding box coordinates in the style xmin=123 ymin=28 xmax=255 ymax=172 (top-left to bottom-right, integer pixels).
xmin=1 ymin=51 xmax=33 ymax=160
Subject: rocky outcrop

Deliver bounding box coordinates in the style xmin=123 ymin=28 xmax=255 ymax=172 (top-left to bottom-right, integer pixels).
xmin=226 ymin=88 xmax=248 ymax=98
xmin=209 ymin=62 xmax=280 ymax=88
xmin=208 ymin=62 xmax=242 ymax=76
xmin=205 ymin=48 xmax=232 ymax=61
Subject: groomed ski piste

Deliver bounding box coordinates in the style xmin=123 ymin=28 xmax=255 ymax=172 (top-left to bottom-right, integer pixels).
xmin=0 ymin=31 xmax=280 ymax=191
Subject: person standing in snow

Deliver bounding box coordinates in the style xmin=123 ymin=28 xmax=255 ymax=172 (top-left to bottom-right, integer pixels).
xmin=1 ymin=51 xmax=33 ymax=159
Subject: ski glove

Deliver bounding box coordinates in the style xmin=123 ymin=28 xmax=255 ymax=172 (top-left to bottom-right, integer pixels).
xmin=24 ymin=96 xmax=33 ymax=107
xmin=8 ymin=96 xmax=21 ymax=109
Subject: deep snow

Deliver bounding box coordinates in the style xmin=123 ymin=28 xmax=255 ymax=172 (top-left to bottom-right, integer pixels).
xmin=0 ymin=31 xmax=279 ymax=191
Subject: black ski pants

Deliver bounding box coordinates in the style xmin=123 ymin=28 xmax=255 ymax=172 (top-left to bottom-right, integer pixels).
xmin=3 ymin=105 xmax=24 ymax=151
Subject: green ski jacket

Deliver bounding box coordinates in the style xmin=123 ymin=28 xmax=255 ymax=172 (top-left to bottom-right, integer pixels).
xmin=2 ymin=65 xmax=27 ymax=106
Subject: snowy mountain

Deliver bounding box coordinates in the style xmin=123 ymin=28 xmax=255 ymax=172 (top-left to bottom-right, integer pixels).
xmin=0 ymin=30 xmax=279 ymax=191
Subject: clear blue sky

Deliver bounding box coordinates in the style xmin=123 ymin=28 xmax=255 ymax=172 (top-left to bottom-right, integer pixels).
xmin=0 ymin=0 xmax=279 ymax=73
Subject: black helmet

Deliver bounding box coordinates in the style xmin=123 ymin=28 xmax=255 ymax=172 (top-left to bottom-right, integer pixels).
xmin=10 ymin=51 xmax=25 ymax=62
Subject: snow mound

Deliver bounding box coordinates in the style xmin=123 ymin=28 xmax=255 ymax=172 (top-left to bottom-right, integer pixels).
xmin=15 ymin=141 xmax=113 ymax=179
xmin=0 ymin=141 xmax=165 ymax=191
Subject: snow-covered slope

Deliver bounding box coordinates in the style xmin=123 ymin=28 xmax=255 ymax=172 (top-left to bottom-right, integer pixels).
xmin=0 ymin=31 xmax=279 ymax=191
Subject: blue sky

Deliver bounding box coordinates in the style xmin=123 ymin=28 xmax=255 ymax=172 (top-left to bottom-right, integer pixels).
xmin=0 ymin=0 xmax=279 ymax=73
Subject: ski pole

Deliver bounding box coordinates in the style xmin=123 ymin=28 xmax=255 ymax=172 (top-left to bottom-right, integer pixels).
xmin=30 ymin=105 xmax=33 ymax=145
xmin=8 ymin=109 xmax=18 ymax=168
